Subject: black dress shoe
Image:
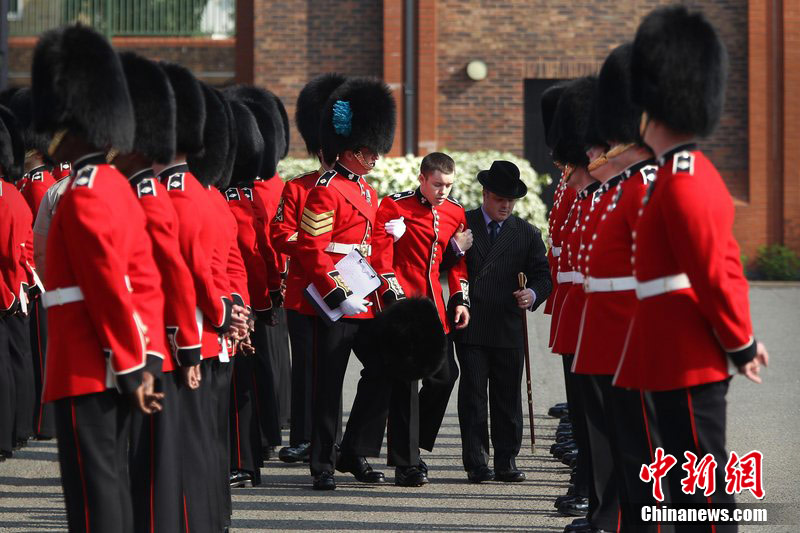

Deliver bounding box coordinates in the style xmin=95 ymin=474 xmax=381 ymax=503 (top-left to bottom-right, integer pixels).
xmin=418 ymin=458 xmax=428 ymax=476
xmin=554 ymin=443 xmax=578 ymax=460
xmin=466 ymin=465 xmax=495 ymax=483
xmin=554 ymin=491 xmax=578 ymax=508
xmin=549 ymin=403 xmax=569 ymax=418
xmin=561 ymin=450 xmax=578 ymax=466
xmin=563 ymin=517 xmax=590 ymax=532
xmin=278 ymin=441 xmax=311 ymax=463
xmin=395 ymin=465 xmax=428 ymax=487
xmin=336 ymin=454 xmax=385 ymax=483
xmin=229 ymin=469 xmax=253 ymax=488
xmin=495 ymin=468 xmax=526 ymax=482
xmin=313 ymin=471 xmax=336 ymax=490
xmin=558 ymin=496 xmax=589 ymax=517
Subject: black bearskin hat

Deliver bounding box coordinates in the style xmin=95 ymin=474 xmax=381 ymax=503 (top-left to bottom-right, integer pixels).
xmin=592 ymin=43 xmax=643 ymax=146
xmin=320 ymin=77 xmax=396 ymax=166
xmin=631 ymin=5 xmax=727 ymax=137
xmin=224 ymin=85 xmax=282 ymax=179
xmin=31 ymin=24 xmax=134 ymax=152
xmin=273 ymin=93 xmax=290 ymax=159
xmin=0 ymin=105 xmax=25 ymax=180
xmin=361 ymin=298 xmax=447 ymax=381
xmin=296 ymin=73 xmax=347 ymax=157
xmin=119 ymin=52 xmax=176 ymax=165
xmin=3 ymin=88 xmax=53 ymax=161
xmin=160 ymin=62 xmax=206 ymax=155
xmin=541 ymin=83 xmax=565 ymax=150
xmin=550 ymin=77 xmax=597 ymax=167
xmin=227 ymin=100 xmax=264 ymax=187
xmin=188 ymin=84 xmax=230 ymax=187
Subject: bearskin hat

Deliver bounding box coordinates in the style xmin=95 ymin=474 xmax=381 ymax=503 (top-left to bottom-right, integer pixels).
xmin=224 ymin=85 xmax=282 ymax=180
xmin=591 ymin=43 xmax=643 ymax=146
xmin=119 ymin=52 xmax=176 ymax=165
xmin=320 ymin=77 xmax=396 ymax=166
xmin=3 ymin=88 xmax=53 ymax=161
xmin=160 ymin=62 xmax=206 ymax=155
xmin=188 ymin=84 xmax=230 ymax=187
xmin=631 ymin=5 xmax=727 ymax=137
xmin=361 ymin=298 xmax=447 ymax=381
xmin=0 ymin=105 xmax=25 ymax=180
xmin=227 ymin=100 xmax=264 ymax=187
xmin=296 ymin=73 xmax=347 ymax=157
xmin=273 ymin=93 xmax=290 ymax=159
xmin=31 ymin=24 xmax=134 ymax=152
xmin=541 ymin=83 xmax=565 ymax=150
xmin=550 ymin=77 xmax=597 ymax=167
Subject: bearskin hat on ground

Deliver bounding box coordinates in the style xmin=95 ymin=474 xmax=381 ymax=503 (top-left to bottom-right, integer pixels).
xmin=31 ymin=24 xmax=134 ymax=152
xmin=360 ymin=297 xmax=447 ymax=381
xmin=541 ymin=83 xmax=565 ymax=150
xmin=119 ymin=52 xmax=176 ymax=165
xmin=227 ymin=100 xmax=264 ymax=187
xmin=550 ymin=76 xmax=598 ymax=167
xmin=296 ymin=73 xmax=347 ymax=157
xmin=3 ymin=88 xmax=53 ymax=161
xmin=188 ymin=84 xmax=230 ymax=187
xmin=160 ymin=62 xmax=206 ymax=155
xmin=0 ymin=105 xmax=25 ymax=180
xmin=224 ymin=85 xmax=282 ymax=180
xmin=631 ymin=5 xmax=727 ymax=137
xmin=320 ymin=77 xmax=396 ymax=166
xmin=592 ymin=43 xmax=642 ymax=146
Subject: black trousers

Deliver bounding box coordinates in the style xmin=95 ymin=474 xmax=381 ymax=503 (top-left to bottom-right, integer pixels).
xmin=54 ymin=390 xmax=133 ymax=533
xmin=455 ymin=343 xmax=523 ymax=471
xmin=607 ymin=385 xmax=669 ymax=533
xmin=205 ymin=358 xmax=233 ymax=530
xmin=563 ymin=355 xmax=591 ymax=498
xmin=287 ymin=310 xmax=314 ymax=445
xmin=0 ymin=319 xmax=15 ymax=453
xmin=266 ymin=307 xmax=291 ymax=428
xmin=178 ymin=363 xmax=214 ymax=533
xmin=230 ymin=351 xmax=263 ymax=482
xmin=652 ymin=379 xmax=736 ymax=533
xmin=387 ymin=337 xmax=458 ymax=466
xmin=310 ymin=317 xmax=391 ymax=475
xmin=252 ymin=318 xmax=281 ymax=448
xmin=130 ymin=370 xmax=182 ymax=533
xmin=6 ymin=314 xmax=34 ymax=442
xmin=30 ymin=297 xmax=55 ymax=438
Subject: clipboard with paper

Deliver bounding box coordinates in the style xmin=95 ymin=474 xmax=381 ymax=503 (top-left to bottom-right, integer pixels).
xmin=305 ymin=250 xmax=381 ymax=324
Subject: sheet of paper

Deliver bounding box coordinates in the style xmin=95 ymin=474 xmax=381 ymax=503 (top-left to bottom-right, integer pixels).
xmin=305 ymin=250 xmax=381 ymax=324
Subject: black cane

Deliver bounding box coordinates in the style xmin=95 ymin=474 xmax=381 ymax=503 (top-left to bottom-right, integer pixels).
xmin=518 ymin=272 xmax=536 ymax=451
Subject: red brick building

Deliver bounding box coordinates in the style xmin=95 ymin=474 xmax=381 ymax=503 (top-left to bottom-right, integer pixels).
xmin=5 ymin=0 xmax=798 ymax=260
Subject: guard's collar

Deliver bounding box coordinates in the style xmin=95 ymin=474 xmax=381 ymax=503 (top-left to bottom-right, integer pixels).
xmin=333 ymin=162 xmax=362 ymax=182
xmin=622 ymin=158 xmax=657 ymax=180
xmin=128 ymin=168 xmax=155 ymax=187
xmin=657 ymin=143 xmax=697 ymax=167
xmin=578 ymin=180 xmax=601 ymax=200
xmin=26 ymin=164 xmax=51 ymax=177
xmin=71 ymin=152 xmax=106 ymax=173
xmin=157 ymin=162 xmax=189 ymax=181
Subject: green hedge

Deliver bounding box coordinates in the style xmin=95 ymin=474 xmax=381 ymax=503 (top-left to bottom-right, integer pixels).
xmin=277 ymin=151 xmax=552 ymax=236
xmin=754 ymin=245 xmax=800 ymax=281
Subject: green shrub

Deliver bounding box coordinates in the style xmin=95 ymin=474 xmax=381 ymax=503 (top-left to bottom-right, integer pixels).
xmin=755 ymin=244 xmax=800 ymax=281
xmin=277 ymin=151 xmax=552 ymax=236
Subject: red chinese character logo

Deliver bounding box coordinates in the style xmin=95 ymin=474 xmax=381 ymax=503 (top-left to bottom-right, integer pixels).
xmin=681 ymin=451 xmax=717 ymax=496
xmin=725 ymin=450 xmax=765 ymax=499
xmin=640 ymin=447 xmax=677 ymax=502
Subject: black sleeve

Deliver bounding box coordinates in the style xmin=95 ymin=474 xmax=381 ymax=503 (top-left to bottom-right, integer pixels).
xmin=524 ymin=226 xmax=552 ymax=311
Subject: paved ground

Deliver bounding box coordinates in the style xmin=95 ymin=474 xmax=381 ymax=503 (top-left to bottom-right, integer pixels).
xmin=1 ymin=287 xmax=798 ymax=532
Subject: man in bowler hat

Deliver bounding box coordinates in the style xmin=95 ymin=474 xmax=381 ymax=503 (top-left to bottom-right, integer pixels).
xmin=454 ymin=160 xmax=551 ymax=483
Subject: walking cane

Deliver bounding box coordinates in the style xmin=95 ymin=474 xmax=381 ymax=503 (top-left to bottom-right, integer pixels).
xmin=518 ymin=272 xmax=536 ymax=452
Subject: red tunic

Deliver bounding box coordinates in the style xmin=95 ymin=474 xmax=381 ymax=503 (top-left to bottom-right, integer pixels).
xmin=371 ymin=189 xmax=469 ymax=333
xmin=43 ymin=157 xmax=165 ymax=402
xmin=253 ymin=175 xmax=287 ymax=278
xmin=19 ymin=165 xmax=56 ymax=220
xmin=130 ymin=169 xmax=202 ymax=370
xmin=292 ymin=164 xmax=378 ymax=319
xmin=615 ymin=146 xmax=756 ymax=391
xmin=208 ymin=187 xmax=249 ymax=307
xmin=548 ymin=192 xmax=581 ymax=348
xmin=573 ymin=162 xmax=657 ymax=375
xmin=0 ymin=180 xmax=33 ymax=311
xmin=544 ymin=172 xmax=575 ymax=315
xmin=225 ymin=186 xmax=271 ymax=314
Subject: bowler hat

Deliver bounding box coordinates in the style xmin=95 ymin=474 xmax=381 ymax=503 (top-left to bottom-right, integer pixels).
xmin=477 ymin=160 xmax=527 ymax=199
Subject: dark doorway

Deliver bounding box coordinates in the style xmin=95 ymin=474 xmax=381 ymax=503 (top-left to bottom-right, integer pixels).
xmin=524 ymin=78 xmax=567 ymax=211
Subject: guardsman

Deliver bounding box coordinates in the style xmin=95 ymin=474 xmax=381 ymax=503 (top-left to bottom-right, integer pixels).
xmin=615 ymin=7 xmax=768 ymax=532
xmin=371 ymin=152 xmax=469 ymax=486
xmin=114 ymin=51 xmax=204 ymax=533
xmin=547 ymin=77 xmax=600 ymax=519
xmin=270 ymin=73 xmax=348 ymax=463
xmin=33 ymin=25 xmax=166 ymax=532
xmin=292 ymin=77 xmax=396 ymax=490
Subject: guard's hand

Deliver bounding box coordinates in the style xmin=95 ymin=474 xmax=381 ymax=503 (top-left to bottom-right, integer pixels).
xmin=180 ymin=364 xmax=202 ymax=390
xmin=385 ymin=217 xmax=406 ymax=242
xmin=453 ymin=305 xmax=470 ymax=329
xmin=231 ymin=304 xmax=249 ymax=336
xmin=739 ymin=342 xmax=769 ymax=384
xmin=132 ymin=371 xmax=164 ymax=414
xmin=513 ymin=288 xmax=534 ymax=309
xmin=339 ymin=295 xmax=369 ymax=316
xmin=453 ymin=224 xmax=474 ymax=252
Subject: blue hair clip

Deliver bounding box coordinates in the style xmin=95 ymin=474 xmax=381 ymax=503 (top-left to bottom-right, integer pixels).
xmin=332 ymin=100 xmax=352 ymax=136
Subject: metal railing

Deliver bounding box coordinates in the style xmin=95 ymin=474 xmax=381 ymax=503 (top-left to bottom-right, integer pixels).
xmin=8 ymin=0 xmax=235 ymax=38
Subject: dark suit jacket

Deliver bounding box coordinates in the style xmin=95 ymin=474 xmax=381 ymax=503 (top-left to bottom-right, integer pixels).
xmin=454 ymin=208 xmax=552 ymax=349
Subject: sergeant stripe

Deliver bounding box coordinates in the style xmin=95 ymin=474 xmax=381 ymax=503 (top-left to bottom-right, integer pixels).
xmin=301 ymin=208 xmax=334 ymax=222
xmin=300 ymin=220 xmax=333 ymax=236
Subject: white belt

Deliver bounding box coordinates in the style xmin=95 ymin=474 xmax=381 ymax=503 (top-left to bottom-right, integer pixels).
xmin=325 ymin=242 xmax=372 ymax=257
xmin=556 ymin=271 xmax=584 ymax=284
xmin=42 ymin=286 xmax=84 ymax=308
xmin=584 ymin=276 xmax=636 ymax=293
xmin=636 ymin=274 xmax=691 ymax=299
xmin=552 ymin=246 xmax=562 ymax=257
